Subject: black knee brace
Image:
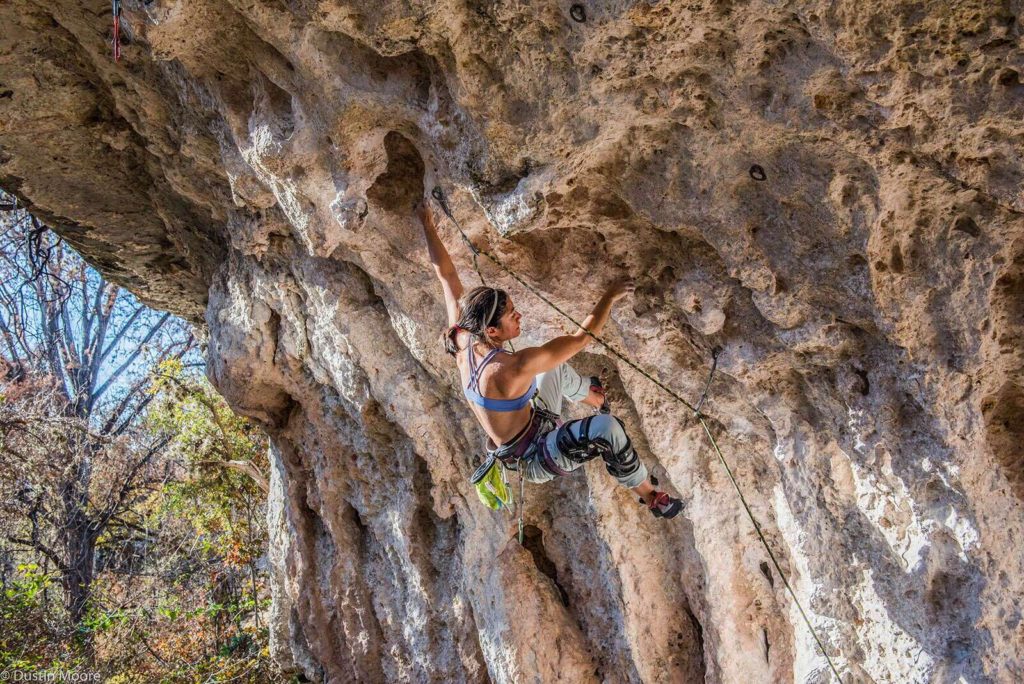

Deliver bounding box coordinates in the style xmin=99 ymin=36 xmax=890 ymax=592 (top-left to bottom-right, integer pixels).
xmin=602 ymin=417 xmax=641 ymax=479
xmin=555 ymin=416 xmax=613 ymax=465
xmin=554 ymin=416 xmax=642 ymax=479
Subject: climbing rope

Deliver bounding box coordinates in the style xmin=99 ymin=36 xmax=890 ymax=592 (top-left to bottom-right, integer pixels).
xmin=432 ymin=186 xmax=701 ymax=414
xmin=431 ymin=186 xmax=845 ymax=682
xmin=431 ymin=187 xmax=487 ymax=286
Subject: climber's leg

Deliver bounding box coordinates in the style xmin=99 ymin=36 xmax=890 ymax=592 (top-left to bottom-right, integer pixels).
xmin=633 ymin=478 xmax=657 ymax=504
xmin=534 ymin=363 xmax=591 ymax=415
xmin=529 ymin=412 xmax=682 ymax=517
xmin=580 ymin=384 xmax=608 ymax=411
xmin=544 ymin=414 xmax=649 ymax=488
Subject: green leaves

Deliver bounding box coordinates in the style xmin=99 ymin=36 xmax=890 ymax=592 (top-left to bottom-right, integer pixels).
xmin=2 ymin=564 xmax=54 ymax=612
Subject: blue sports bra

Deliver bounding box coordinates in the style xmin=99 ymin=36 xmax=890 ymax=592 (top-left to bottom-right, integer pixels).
xmin=464 ymin=345 xmax=536 ymax=412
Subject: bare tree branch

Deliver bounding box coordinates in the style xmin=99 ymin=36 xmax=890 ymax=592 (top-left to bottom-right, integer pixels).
xmin=57 ymin=276 xmax=81 ymax=372
xmin=99 ymin=375 xmax=150 ymax=436
xmin=0 ymin=310 xmax=25 ymax=376
xmin=88 ymin=284 xmax=118 ymax=391
xmin=79 ymin=265 xmax=93 ymax=347
xmin=98 ymin=302 xmax=144 ymax=367
xmin=111 ymin=392 xmax=157 ymax=437
xmin=5 ymin=536 xmax=69 ymax=573
xmin=92 ymin=434 xmax=172 ymax=535
xmin=90 ymin=311 xmax=170 ymax=406
xmin=36 ymin=279 xmax=72 ymax=406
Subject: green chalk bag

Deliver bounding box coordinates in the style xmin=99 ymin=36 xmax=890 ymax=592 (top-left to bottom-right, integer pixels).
xmin=470 ymin=455 xmax=512 ymax=510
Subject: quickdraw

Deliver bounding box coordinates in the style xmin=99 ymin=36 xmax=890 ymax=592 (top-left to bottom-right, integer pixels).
xmin=112 ymin=0 xmax=122 ymax=62
xmin=517 ymin=457 xmax=526 ymax=544
xmin=693 ymin=346 xmax=721 ymax=417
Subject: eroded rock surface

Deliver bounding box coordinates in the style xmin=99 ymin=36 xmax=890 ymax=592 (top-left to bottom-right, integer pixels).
xmin=2 ymin=0 xmax=1023 ymax=681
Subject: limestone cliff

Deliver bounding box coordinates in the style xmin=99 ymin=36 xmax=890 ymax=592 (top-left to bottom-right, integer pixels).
xmin=1 ymin=0 xmax=1023 ymax=681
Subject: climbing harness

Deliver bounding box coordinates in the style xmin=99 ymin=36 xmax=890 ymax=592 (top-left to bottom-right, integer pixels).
xmin=111 ymin=0 xmax=122 ymax=62
xmin=431 ymin=185 xmax=845 ymax=682
xmin=569 ymin=4 xmax=587 ymax=22
xmin=488 ymin=407 xmax=559 ymax=468
xmin=480 ymin=404 xmax=561 ymax=543
xmin=749 ymin=164 xmax=767 ymax=181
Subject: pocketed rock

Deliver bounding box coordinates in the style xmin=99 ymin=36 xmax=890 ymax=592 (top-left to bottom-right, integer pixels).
xmin=1 ymin=1 xmax=1023 ymax=681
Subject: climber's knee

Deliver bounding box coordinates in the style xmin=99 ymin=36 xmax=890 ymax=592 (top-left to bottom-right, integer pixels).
xmin=554 ymin=415 xmax=612 ymax=465
xmin=582 ymin=414 xmax=639 ymax=480
xmin=585 ymin=413 xmax=625 ymax=441
xmin=553 ymin=414 xmax=638 ymax=475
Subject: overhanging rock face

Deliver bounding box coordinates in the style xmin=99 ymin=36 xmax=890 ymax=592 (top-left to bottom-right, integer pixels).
xmin=2 ymin=0 xmax=1023 ymax=681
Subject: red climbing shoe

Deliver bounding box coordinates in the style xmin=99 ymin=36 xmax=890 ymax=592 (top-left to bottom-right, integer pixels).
xmin=647 ymin=491 xmax=683 ymax=519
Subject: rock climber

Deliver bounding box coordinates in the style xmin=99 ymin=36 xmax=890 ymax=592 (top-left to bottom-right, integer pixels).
xmin=416 ymin=200 xmax=683 ymax=519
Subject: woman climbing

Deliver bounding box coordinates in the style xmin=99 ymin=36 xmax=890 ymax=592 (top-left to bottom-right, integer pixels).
xmin=416 ymin=200 xmax=683 ymax=519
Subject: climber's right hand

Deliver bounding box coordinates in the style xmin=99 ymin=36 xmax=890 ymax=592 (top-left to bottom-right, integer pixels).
xmin=604 ymin=277 xmax=635 ymax=304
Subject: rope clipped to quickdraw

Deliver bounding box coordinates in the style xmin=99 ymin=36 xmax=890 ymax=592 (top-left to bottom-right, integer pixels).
xmin=517 ymin=458 xmax=526 ymax=545
xmin=431 ymin=185 xmax=845 ymax=682
xmin=112 ymin=0 xmax=122 ymax=62
xmin=693 ymin=346 xmax=720 ymax=415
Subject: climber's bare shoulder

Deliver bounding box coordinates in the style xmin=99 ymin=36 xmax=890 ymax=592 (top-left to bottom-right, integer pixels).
xmin=454 ymin=335 xmax=529 ymax=392
xmin=452 ymin=330 xmax=473 ymax=374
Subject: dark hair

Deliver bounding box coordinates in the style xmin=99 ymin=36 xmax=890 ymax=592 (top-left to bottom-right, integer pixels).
xmin=443 ymin=287 xmax=508 ymax=356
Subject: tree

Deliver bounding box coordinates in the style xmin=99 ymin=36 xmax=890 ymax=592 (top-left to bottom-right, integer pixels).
xmin=0 ymin=195 xmax=196 ymax=657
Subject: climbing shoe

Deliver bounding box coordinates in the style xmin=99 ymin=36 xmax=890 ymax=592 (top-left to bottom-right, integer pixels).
xmin=637 ymin=474 xmax=660 ymax=505
xmin=589 ymin=376 xmax=611 ymax=414
xmin=647 ymin=491 xmax=683 ymax=519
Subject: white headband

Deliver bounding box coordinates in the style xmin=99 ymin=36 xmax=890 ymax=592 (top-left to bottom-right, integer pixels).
xmin=486 ymin=289 xmax=500 ymax=328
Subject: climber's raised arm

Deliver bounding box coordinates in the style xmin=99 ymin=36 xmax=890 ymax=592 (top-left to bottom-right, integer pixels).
xmin=417 ymin=201 xmax=463 ymax=326
xmin=513 ymin=278 xmax=634 ymax=377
